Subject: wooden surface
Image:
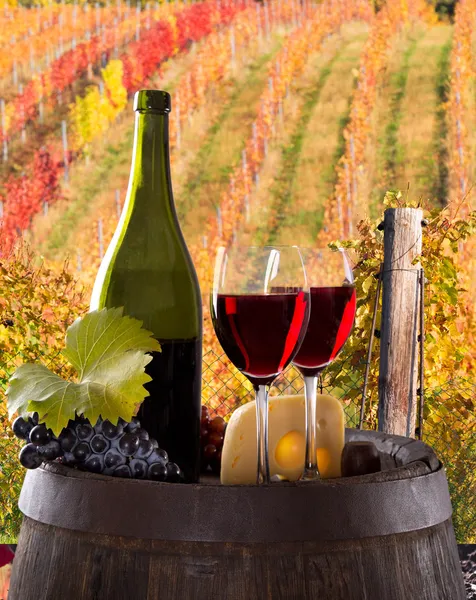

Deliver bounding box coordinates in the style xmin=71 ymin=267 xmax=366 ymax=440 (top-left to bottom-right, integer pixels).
xmin=10 ymin=517 xmax=466 ymax=600
xmin=378 ymin=207 xmax=423 ymax=437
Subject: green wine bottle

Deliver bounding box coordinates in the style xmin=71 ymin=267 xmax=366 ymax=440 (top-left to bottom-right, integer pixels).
xmin=90 ymin=90 xmax=202 ymax=483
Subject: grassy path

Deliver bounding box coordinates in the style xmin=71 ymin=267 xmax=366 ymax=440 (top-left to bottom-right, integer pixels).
xmin=177 ymin=38 xmax=284 ymax=241
xmin=395 ymin=25 xmax=453 ymax=204
xmin=248 ymin=22 xmax=368 ymax=247
xmin=369 ymin=29 xmax=422 ymax=212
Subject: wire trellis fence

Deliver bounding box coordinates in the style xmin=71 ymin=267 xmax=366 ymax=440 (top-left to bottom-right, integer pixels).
xmin=1 ymin=347 xmax=475 ymax=543
xmin=202 ymin=347 xmax=475 ymax=544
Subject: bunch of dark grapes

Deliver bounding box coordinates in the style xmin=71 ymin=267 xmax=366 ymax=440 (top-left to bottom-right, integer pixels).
xmin=200 ymin=405 xmax=227 ymax=475
xmin=12 ymin=414 xmax=184 ymax=483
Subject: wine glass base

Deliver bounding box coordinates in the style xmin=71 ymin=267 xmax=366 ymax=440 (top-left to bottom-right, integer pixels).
xmin=257 ymin=475 xmax=271 ymax=485
xmin=301 ymin=468 xmax=320 ymax=481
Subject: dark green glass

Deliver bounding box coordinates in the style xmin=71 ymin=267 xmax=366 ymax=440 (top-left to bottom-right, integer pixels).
xmin=90 ymin=90 xmax=202 ymax=483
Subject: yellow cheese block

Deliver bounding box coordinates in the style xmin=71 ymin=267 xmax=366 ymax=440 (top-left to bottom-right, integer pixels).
xmin=221 ymin=394 xmax=345 ymax=484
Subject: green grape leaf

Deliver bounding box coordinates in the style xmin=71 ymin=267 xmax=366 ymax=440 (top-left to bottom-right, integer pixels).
xmin=7 ymin=308 xmax=161 ymax=436
xmin=63 ymin=307 xmax=160 ymax=379
xmin=8 ymin=364 xmax=80 ymax=434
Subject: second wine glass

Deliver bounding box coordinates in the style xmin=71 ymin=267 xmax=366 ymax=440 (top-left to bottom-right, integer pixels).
xmin=292 ymin=247 xmax=356 ymax=480
xmin=211 ymin=245 xmax=310 ymax=484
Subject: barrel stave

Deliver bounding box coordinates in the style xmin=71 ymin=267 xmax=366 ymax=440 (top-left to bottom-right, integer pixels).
xmin=9 ymin=516 xmax=466 ymax=600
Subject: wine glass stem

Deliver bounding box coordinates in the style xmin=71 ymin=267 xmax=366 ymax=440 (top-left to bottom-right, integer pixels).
xmin=255 ymin=384 xmax=270 ymax=484
xmin=304 ymin=374 xmax=320 ymax=480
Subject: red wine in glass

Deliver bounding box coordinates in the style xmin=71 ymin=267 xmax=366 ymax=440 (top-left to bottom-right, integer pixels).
xmin=292 ymin=247 xmax=356 ymax=481
xmin=212 ymin=292 xmax=309 ymax=387
xmin=211 ymin=245 xmax=309 ymax=484
xmin=293 ymin=286 xmax=356 ymax=376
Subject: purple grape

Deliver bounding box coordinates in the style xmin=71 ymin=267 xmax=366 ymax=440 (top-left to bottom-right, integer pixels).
xmin=147 ymin=448 xmax=168 ymax=466
xmin=147 ymin=462 xmax=167 ymax=481
xmin=38 ymin=440 xmax=63 ymax=461
xmin=12 ymin=416 xmax=33 ymax=440
xmin=137 ymin=428 xmax=149 ymax=441
xmin=29 ymin=424 xmax=51 ymax=447
xmin=118 ymin=433 xmax=140 ymax=457
xmin=130 ymin=458 xmax=148 ymax=479
xmin=134 ymin=439 xmax=154 ymax=460
xmin=102 ymin=420 xmax=124 ymax=440
xmin=124 ymin=418 xmax=141 ymax=434
xmin=90 ymin=434 xmax=110 ymax=454
xmin=104 ymin=448 xmax=126 ymax=471
xmin=62 ymin=451 xmax=78 ymax=465
xmin=166 ymin=462 xmax=184 ymax=483
xmin=19 ymin=444 xmax=43 ymax=469
xmin=150 ymin=438 xmax=159 ymax=449
xmin=114 ymin=464 xmax=132 ymax=478
xmin=76 ymin=423 xmax=94 ymax=442
xmin=29 ymin=413 xmax=39 ymax=426
xmin=73 ymin=442 xmax=91 ymax=462
xmin=58 ymin=428 xmax=77 ymax=452
xmin=84 ymin=455 xmax=104 ymax=474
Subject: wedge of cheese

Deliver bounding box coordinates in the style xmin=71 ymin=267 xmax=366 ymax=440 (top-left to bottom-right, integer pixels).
xmin=221 ymin=394 xmax=345 ymax=484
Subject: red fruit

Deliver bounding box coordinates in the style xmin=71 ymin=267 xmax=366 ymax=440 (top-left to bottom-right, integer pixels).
xmin=208 ymin=431 xmax=224 ymax=448
xmin=209 ymin=416 xmax=226 ymax=434
xmin=203 ymin=444 xmax=217 ymax=460
xmin=201 ymin=405 xmax=209 ymax=423
xmin=200 ymin=425 xmax=209 ymax=440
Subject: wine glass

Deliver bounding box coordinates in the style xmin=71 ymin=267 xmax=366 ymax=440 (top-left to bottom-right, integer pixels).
xmin=211 ymin=246 xmax=310 ymax=484
xmin=292 ymin=247 xmax=356 ymax=480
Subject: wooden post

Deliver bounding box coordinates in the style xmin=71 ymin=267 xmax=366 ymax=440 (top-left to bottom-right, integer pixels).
xmin=216 ymin=206 xmax=223 ymax=238
xmin=244 ymin=194 xmax=250 ymax=222
xmin=98 ymin=219 xmax=104 ymax=259
xmin=175 ymin=96 xmax=181 ymax=149
xmin=13 ymin=59 xmax=18 ymax=89
xmin=61 ymin=120 xmax=69 ymax=183
xmin=378 ymin=208 xmax=423 ymax=437
xmin=115 ymin=189 xmax=122 ymax=218
xmin=230 ymin=25 xmax=236 ymax=66
xmin=1 ymin=98 xmax=7 ymax=162
xmin=135 ymin=3 xmax=140 ymax=42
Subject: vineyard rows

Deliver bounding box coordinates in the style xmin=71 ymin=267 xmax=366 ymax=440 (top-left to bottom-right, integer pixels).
xmin=0 ymin=0 xmax=245 ymax=250
xmin=0 ymin=0 xmax=474 ymax=390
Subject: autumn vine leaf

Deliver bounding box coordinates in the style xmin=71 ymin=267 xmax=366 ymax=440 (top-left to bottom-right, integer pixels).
xmin=6 ymin=308 xmax=161 ymax=436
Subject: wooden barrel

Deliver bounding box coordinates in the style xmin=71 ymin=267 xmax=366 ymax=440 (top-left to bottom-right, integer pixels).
xmin=9 ymin=430 xmax=466 ymax=600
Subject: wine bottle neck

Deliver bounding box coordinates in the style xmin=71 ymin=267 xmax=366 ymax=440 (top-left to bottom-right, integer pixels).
xmin=127 ymin=111 xmax=174 ymax=212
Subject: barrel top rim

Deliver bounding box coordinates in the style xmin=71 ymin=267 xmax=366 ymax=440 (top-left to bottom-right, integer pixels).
xmin=39 ymin=459 xmax=434 ymax=488
xmin=18 ymin=430 xmax=452 ymax=543
xmin=41 ymin=428 xmax=441 ymax=488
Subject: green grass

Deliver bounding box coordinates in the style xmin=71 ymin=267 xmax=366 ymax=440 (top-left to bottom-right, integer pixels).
xmin=254 ymin=23 xmax=369 ymax=246
xmin=178 ymin=41 xmax=284 ymax=239
xmin=396 ymin=24 xmax=453 ymax=203
xmin=44 ymin=135 xmax=134 ymax=253
xmin=263 ymin=59 xmax=336 ymax=245
xmin=381 ymin=39 xmax=419 ymax=184
xmin=431 ymin=37 xmax=452 ymax=206
xmin=371 ymin=33 xmax=420 ymax=212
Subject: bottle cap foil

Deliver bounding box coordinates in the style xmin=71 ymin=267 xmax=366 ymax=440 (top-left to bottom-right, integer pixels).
xmin=134 ymin=90 xmax=171 ymax=113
